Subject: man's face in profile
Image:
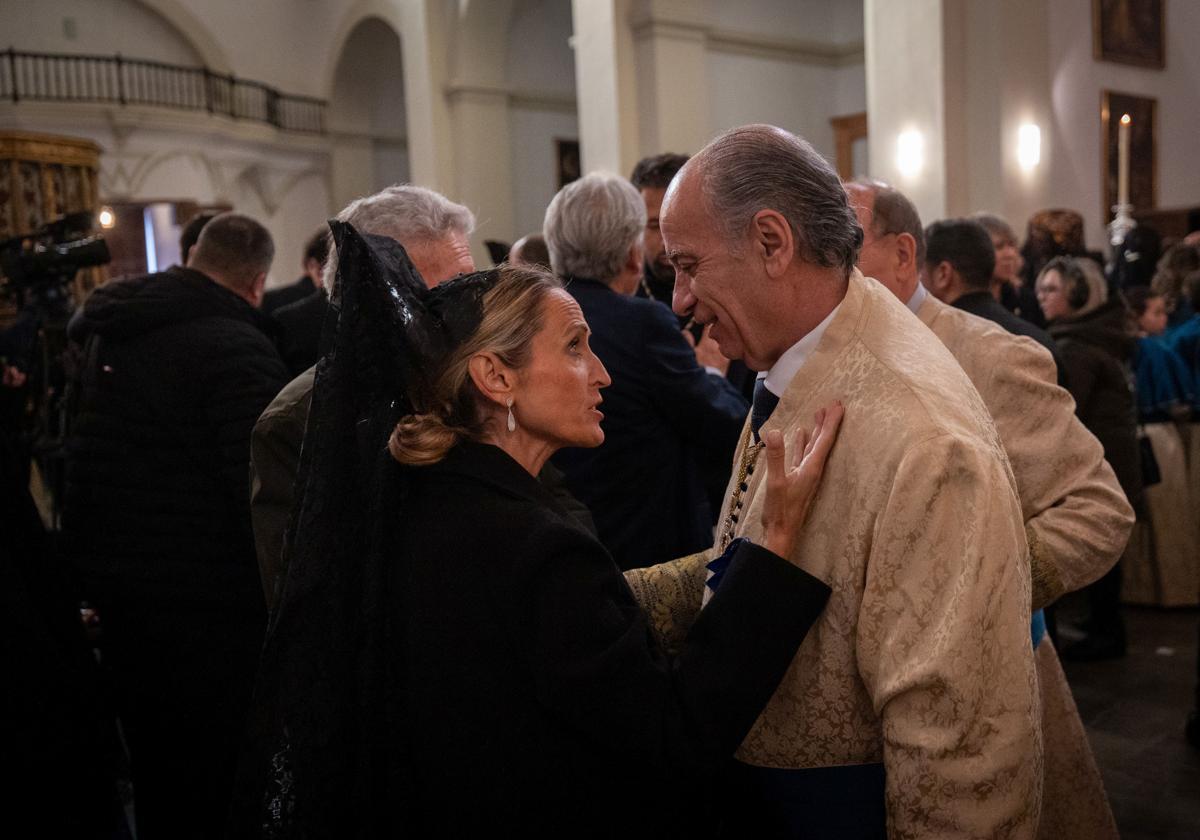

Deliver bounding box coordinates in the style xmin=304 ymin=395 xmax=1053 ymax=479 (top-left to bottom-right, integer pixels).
xmin=640 ymin=186 xmax=674 ymax=285
xmin=408 ymin=231 xmax=476 ymax=288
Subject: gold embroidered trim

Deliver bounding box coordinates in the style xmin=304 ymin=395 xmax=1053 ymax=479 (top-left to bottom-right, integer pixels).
xmin=1028 ymin=524 xmax=1066 ymax=610
xmin=718 ymin=424 xmax=764 ymax=552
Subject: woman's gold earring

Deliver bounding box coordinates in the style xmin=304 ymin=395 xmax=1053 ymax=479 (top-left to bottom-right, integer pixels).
xmin=506 ymin=398 xmax=516 ymax=433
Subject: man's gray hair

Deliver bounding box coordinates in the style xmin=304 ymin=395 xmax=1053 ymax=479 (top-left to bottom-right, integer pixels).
xmin=321 ymin=184 xmax=476 ymax=291
xmin=698 ymin=124 xmax=862 ymax=276
xmin=544 ymin=172 xmax=646 ymax=282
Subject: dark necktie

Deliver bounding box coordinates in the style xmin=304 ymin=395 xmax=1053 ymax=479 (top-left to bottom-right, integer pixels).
xmin=751 ymin=378 xmax=780 ymax=441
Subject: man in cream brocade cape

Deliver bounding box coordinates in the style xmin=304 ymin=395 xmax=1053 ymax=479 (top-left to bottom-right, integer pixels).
xmin=914 ymin=294 xmax=1128 ymax=840
xmin=626 ymin=270 xmax=1043 ymax=839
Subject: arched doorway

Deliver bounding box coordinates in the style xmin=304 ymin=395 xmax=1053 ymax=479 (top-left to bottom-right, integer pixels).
xmin=328 ymin=17 xmax=408 ymax=209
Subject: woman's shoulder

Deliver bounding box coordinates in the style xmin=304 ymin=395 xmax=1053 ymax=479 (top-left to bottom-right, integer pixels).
xmin=413 ymin=442 xmax=595 ymax=541
xmin=1056 ymin=332 xmax=1112 ymax=366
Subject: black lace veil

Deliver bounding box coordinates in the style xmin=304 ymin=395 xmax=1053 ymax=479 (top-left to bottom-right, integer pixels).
xmin=230 ymin=222 xmax=499 ymax=838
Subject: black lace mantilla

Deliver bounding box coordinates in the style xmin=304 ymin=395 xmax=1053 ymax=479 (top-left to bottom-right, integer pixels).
xmin=229 ymin=222 xmax=498 ymax=838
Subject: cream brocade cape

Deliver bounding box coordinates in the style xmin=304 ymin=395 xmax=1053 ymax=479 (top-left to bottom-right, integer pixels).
xmin=915 ymin=295 xmax=1134 ymax=608
xmin=627 ymin=272 xmax=1042 ymax=839
xmin=916 ymin=295 xmax=1126 ymax=840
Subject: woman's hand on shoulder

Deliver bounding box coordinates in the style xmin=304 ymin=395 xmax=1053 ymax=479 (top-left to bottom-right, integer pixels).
xmin=760 ymin=400 xmax=845 ymax=560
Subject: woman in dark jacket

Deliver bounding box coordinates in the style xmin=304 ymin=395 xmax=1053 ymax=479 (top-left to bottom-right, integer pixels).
xmin=1037 ymin=256 xmax=1142 ymax=660
xmin=235 ymin=225 xmax=839 ymax=837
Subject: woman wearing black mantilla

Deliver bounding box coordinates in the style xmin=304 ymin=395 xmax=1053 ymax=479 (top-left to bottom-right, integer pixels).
xmin=231 ymin=222 xmax=842 ymax=837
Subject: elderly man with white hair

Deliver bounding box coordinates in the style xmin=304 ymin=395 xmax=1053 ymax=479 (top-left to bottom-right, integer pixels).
xmin=251 ymin=185 xmax=476 ymax=609
xmin=545 ymin=172 xmax=749 ymax=571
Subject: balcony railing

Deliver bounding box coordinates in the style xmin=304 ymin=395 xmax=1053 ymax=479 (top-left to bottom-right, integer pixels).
xmin=1 ymin=48 xmax=326 ymax=134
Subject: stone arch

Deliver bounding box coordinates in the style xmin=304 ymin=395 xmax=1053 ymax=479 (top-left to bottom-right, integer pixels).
xmin=323 ymin=0 xmax=408 ymax=101
xmin=137 ymin=0 xmax=232 ymax=71
xmin=326 ymin=13 xmax=409 ymax=207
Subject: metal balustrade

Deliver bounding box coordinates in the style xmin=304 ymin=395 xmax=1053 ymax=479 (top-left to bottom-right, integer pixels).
xmin=0 ymin=48 xmax=326 ymax=134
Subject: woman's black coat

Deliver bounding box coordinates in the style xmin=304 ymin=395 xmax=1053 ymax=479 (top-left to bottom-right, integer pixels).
xmin=395 ymin=441 xmax=830 ymax=835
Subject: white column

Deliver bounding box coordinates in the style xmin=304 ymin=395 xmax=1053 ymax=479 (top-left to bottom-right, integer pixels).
xmin=865 ymin=0 xmax=1054 ymax=226
xmin=570 ymin=0 xmax=640 ymax=176
xmin=447 ymin=84 xmax=516 ymax=262
xmin=397 ymin=0 xmax=456 ymax=194
xmin=632 ymin=18 xmax=709 ymax=156
xmin=865 ymin=0 xmax=950 ymax=223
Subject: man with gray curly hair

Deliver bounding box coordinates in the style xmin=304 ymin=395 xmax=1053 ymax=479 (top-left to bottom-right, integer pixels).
xmin=625 ymin=125 xmax=1041 ymax=837
xmin=545 ymin=172 xmax=748 ymax=571
xmin=251 ymin=184 xmax=476 ymax=609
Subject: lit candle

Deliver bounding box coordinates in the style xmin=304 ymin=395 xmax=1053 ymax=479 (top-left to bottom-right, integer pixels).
xmin=1117 ymin=113 xmax=1131 ymax=208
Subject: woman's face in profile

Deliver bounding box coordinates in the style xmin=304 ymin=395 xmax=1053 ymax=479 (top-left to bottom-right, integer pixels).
xmin=1036 ymin=269 xmax=1071 ymax=321
xmin=990 ymin=233 xmax=1022 ymax=284
xmin=514 ymin=288 xmax=611 ymax=451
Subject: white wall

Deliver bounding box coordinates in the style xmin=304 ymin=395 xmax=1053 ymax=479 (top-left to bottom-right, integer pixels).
xmin=707 ymin=54 xmax=862 ymax=163
xmin=507 ymin=0 xmax=578 ymax=241
xmin=157 ymin=0 xmax=347 ymax=95
xmin=697 ymin=0 xmax=865 ymax=162
xmin=507 ymin=0 xmax=576 ymax=92
xmin=509 ymin=106 xmax=577 ymax=237
xmin=1 ymin=0 xmax=205 ymax=65
xmin=701 ymin=0 xmax=862 ymax=43
xmin=1046 ymin=0 xmax=1200 ymax=250
xmin=865 ymin=0 xmax=948 ymax=222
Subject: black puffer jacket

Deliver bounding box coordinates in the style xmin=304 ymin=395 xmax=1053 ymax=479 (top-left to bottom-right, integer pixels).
xmin=64 ymin=267 xmax=289 ymax=609
xmin=1048 ymin=299 xmax=1143 ymax=508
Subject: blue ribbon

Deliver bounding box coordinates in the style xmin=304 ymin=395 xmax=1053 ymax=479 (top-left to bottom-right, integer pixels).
xmin=1030 ymin=608 xmax=1046 ymax=649
xmin=705 ymin=537 xmax=749 ymax=593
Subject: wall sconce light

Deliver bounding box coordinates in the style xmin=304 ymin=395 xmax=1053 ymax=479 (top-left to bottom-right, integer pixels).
xmin=896 ymin=130 xmax=924 ymax=177
xmin=98 ymin=206 xmax=115 ymax=228
xmin=1017 ymin=123 xmax=1041 ymax=170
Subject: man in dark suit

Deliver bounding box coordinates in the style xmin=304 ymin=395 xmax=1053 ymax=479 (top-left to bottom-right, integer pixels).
xmin=545 ymin=172 xmax=749 ymax=570
xmin=261 ymin=227 xmax=327 ymax=315
xmin=273 ymin=229 xmax=331 ymax=375
xmin=922 ymin=216 xmax=1068 ymax=385
xmin=632 ymin=152 xmax=756 ymax=400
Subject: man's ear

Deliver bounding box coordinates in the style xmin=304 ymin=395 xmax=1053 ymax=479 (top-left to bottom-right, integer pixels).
xmin=925 ymin=261 xmax=954 ymax=300
xmin=751 ymin=209 xmax=795 ymax=278
xmin=624 ymin=241 xmax=642 ymax=276
xmin=250 ymin=271 xmax=268 ymax=308
xmin=467 ymin=351 xmax=517 ymax=408
xmin=894 ymin=232 xmax=917 ymax=275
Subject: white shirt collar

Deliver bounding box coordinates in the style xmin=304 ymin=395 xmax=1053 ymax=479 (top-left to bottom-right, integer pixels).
xmin=905 ymin=282 xmax=928 ymax=315
xmin=760 ymin=302 xmax=843 ymax=397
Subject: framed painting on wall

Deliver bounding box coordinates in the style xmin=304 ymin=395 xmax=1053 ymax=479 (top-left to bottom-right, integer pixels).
xmin=1101 ymin=90 xmax=1156 ymax=221
xmin=1093 ymin=0 xmax=1165 ymax=69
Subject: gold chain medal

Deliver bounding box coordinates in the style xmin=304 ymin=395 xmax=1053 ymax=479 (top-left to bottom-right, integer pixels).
xmin=718 ymin=425 xmax=765 ymax=552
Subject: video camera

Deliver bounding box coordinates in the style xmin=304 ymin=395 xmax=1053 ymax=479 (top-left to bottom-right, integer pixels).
xmin=0 ymin=211 xmax=111 ymax=301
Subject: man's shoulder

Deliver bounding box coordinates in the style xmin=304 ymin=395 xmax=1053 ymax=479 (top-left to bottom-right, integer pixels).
xmin=931 ymin=300 xmax=1052 ymax=363
xmin=841 ymin=283 xmax=1001 ymax=449
xmin=569 ymin=281 xmax=682 ymax=352
xmin=854 ymin=281 xmax=973 ymax=389
xmin=256 ymin=367 xmax=314 ymax=430
xmin=275 ymin=290 xmax=327 ymax=324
